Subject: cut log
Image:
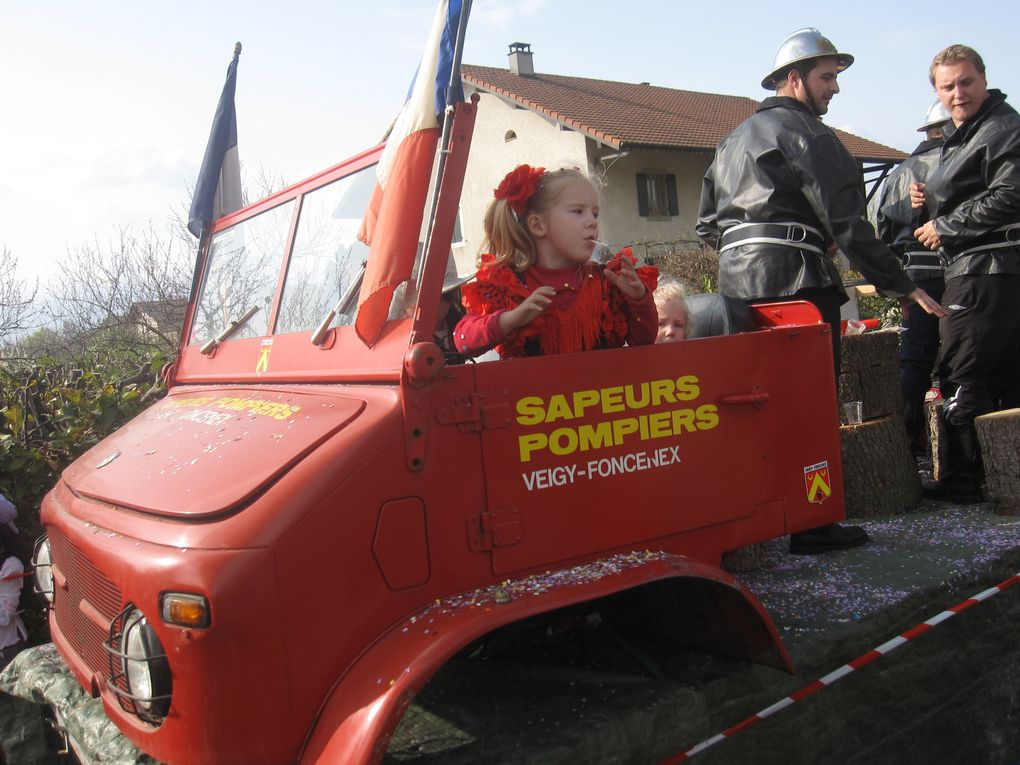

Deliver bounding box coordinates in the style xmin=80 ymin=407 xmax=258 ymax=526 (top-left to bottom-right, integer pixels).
xmin=926 ymin=400 xmax=946 ymax=481
xmin=838 ymin=368 xmax=902 ymax=422
xmin=975 ymin=408 xmax=1020 ymax=516
xmin=721 ymin=543 xmax=770 ymax=573
xmin=836 ymin=330 xmax=920 ymax=516
xmin=840 ymin=414 xmax=922 ymax=517
xmin=838 ymin=329 xmax=903 ymax=420
xmin=840 ymin=329 xmax=900 ymax=373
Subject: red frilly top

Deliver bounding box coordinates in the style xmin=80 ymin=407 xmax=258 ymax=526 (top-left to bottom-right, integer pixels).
xmin=454 ymin=250 xmax=658 ymax=359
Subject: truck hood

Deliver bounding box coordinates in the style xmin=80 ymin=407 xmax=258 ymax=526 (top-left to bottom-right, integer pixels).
xmin=62 ymin=387 xmax=365 ymax=518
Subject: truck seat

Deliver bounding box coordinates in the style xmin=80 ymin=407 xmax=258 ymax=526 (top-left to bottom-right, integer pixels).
xmin=686 ymin=293 xmax=754 ymax=338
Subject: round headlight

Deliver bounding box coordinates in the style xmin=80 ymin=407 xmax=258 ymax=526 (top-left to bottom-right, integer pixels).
xmin=119 ymin=609 xmax=171 ymax=720
xmin=32 ymin=535 xmax=54 ymax=603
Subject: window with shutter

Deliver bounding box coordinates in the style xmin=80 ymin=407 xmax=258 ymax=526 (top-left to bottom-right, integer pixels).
xmin=636 ymin=172 xmax=678 ymax=220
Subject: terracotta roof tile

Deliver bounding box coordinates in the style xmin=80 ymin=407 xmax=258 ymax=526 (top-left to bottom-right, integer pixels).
xmin=462 ymin=64 xmax=906 ymax=163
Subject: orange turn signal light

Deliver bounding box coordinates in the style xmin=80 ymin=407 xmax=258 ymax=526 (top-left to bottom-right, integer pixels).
xmin=160 ymin=592 xmax=211 ymax=628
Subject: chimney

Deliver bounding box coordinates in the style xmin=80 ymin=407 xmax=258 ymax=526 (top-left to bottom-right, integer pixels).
xmin=508 ymin=42 xmax=534 ymax=76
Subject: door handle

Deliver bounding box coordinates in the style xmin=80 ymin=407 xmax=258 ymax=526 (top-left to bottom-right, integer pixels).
xmin=719 ymin=391 xmax=770 ymax=406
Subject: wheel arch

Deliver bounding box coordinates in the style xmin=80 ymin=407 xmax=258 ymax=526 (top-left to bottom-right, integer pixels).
xmin=298 ymin=550 xmax=789 ymax=764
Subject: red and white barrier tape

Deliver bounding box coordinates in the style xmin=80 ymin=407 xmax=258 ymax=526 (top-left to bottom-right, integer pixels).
xmin=660 ymin=571 xmax=1020 ymax=764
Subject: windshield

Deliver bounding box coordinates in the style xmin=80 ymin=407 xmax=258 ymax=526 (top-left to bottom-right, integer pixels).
xmin=276 ymin=167 xmax=375 ymax=334
xmin=181 ymin=149 xmax=438 ymax=381
xmin=190 ymin=200 xmax=295 ymax=346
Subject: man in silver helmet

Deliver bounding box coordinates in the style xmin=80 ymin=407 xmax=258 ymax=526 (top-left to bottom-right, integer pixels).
xmin=697 ymin=28 xmax=944 ymax=554
xmin=911 ymin=44 xmax=1020 ymax=504
xmin=876 ymin=102 xmax=952 ymax=454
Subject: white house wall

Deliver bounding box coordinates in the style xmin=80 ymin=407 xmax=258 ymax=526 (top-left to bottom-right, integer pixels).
xmin=456 ymin=88 xmax=716 ymax=273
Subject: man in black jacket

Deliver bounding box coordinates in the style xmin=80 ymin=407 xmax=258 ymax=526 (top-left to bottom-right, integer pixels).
xmin=698 ymin=28 xmax=944 ymax=554
xmin=911 ymin=45 xmax=1020 ymax=502
xmin=876 ymin=102 xmax=952 ymax=450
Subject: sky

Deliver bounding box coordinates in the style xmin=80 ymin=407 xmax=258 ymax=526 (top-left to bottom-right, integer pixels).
xmin=2 ymin=0 xmax=1018 ymax=286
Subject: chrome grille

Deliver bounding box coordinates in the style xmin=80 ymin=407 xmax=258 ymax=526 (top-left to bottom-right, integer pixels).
xmin=49 ymin=526 xmax=124 ymax=685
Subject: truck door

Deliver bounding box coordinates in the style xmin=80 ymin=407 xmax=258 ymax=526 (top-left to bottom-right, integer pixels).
xmin=470 ymin=332 xmax=781 ymax=576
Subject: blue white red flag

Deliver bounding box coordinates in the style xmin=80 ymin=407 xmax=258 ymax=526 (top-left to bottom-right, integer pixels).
xmin=355 ymin=0 xmax=465 ymax=347
xmin=187 ymin=43 xmax=244 ymax=239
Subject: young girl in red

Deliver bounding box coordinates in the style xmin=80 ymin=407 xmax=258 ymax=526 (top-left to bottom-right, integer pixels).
xmin=454 ymin=165 xmax=657 ymax=358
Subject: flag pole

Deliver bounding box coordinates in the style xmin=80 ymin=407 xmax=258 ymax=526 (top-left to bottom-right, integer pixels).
xmin=416 ymin=0 xmax=472 ymax=290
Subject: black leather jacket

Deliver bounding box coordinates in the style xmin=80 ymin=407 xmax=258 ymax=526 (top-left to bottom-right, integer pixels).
xmin=876 ymin=136 xmax=944 ymax=280
xmin=698 ymin=96 xmax=915 ymax=302
xmin=924 ymin=89 xmax=1020 ymax=280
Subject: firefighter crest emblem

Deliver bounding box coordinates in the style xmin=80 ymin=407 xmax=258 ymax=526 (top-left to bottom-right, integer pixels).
xmin=803 ymin=460 xmax=831 ymax=504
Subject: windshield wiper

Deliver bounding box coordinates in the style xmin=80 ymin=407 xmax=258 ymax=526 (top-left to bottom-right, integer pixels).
xmin=311 ymin=266 xmax=365 ymax=346
xmin=200 ymin=305 xmax=260 ymax=356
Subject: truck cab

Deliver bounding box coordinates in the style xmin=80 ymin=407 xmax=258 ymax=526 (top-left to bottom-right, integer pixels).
xmin=32 ymin=99 xmax=847 ymax=764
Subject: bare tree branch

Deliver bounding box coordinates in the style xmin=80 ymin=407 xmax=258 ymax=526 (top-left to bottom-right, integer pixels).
xmin=42 ymin=225 xmax=191 ymax=358
xmin=0 ymin=247 xmax=38 ymax=343
xmin=6 ymin=166 xmax=289 ymax=364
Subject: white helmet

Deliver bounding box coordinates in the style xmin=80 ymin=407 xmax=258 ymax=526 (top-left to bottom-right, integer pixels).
xmin=917 ymin=101 xmax=951 ymax=132
xmin=762 ymin=27 xmax=854 ymax=90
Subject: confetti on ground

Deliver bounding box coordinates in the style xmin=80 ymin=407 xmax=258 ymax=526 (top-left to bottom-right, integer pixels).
xmin=740 ymin=504 xmax=1020 ymax=650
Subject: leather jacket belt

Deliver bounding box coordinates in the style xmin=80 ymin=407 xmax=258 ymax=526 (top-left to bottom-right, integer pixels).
xmin=719 ymin=221 xmax=826 ymax=256
xmin=949 ymin=223 xmax=1020 ymax=260
xmin=902 ymin=251 xmax=944 ymax=271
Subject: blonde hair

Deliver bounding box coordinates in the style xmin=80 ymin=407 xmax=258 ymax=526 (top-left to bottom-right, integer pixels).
xmin=480 ymin=168 xmax=596 ymax=271
xmin=653 ymin=279 xmax=688 ymax=309
xmin=929 ymin=44 xmax=985 ymax=86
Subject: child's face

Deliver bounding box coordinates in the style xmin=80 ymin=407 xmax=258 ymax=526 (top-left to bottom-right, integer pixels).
xmin=656 ymin=298 xmax=688 ymax=343
xmin=529 ymin=178 xmax=599 ymax=269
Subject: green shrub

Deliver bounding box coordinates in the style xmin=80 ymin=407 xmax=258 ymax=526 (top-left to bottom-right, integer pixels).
xmin=641 ymin=241 xmax=719 ymax=294
xmin=0 ymin=353 xmax=167 ymax=643
xmin=857 ymin=292 xmax=901 ymax=328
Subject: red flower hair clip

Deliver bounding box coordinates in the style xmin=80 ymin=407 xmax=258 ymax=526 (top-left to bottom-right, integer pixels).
xmin=494 ymin=164 xmax=546 ymax=215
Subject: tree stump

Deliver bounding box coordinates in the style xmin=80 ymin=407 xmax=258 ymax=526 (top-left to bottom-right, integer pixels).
xmin=840 ymin=328 xmax=900 ymax=373
xmin=721 ymin=543 xmax=770 ymax=573
xmin=975 ymin=408 xmax=1020 ymax=515
xmin=926 ymin=400 xmax=946 ymax=480
xmin=840 ymin=415 xmax=922 ymax=517
xmin=837 ymin=330 xmax=920 ymax=517
xmin=839 ymin=330 xmax=903 ymax=421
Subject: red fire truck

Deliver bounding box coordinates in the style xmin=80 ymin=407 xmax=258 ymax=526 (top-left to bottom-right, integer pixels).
xmin=27 ymin=90 xmax=848 ymax=763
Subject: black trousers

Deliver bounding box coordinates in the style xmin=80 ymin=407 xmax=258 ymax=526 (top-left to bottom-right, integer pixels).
xmin=900 ymin=276 xmax=945 ymax=440
xmin=939 ymin=273 xmax=1020 ymax=429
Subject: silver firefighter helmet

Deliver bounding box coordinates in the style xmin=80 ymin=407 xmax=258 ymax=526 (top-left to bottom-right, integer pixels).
xmin=917 ymin=100 xmax=952 ymax=132
xmin=761 ymin=27 xmax=854 ymax=90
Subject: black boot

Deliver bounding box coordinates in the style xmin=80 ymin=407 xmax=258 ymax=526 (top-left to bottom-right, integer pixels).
xmin=790 ymin=523 xmax=869 ymax=555
xmin=922 ymin=477 xmax=982 ymax=503
xmin=923 ymin=421 xmax=983 ymax=503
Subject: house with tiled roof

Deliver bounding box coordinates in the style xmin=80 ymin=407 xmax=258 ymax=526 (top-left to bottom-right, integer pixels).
xmin=452 ymin=43 xmax=906 ymax=274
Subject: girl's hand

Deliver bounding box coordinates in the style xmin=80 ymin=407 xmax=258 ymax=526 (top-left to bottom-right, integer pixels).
xmin=604 ymin=256 xmax=647 ymax=300
xmin=499 ymin=285 xmax=556 ymax=333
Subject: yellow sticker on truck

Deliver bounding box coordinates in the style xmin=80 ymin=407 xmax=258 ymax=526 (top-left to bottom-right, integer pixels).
xmin=514 ymin=375 xmax=719 ymax=463
xmin=154 ymin=395 xmax=301 ymax=423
